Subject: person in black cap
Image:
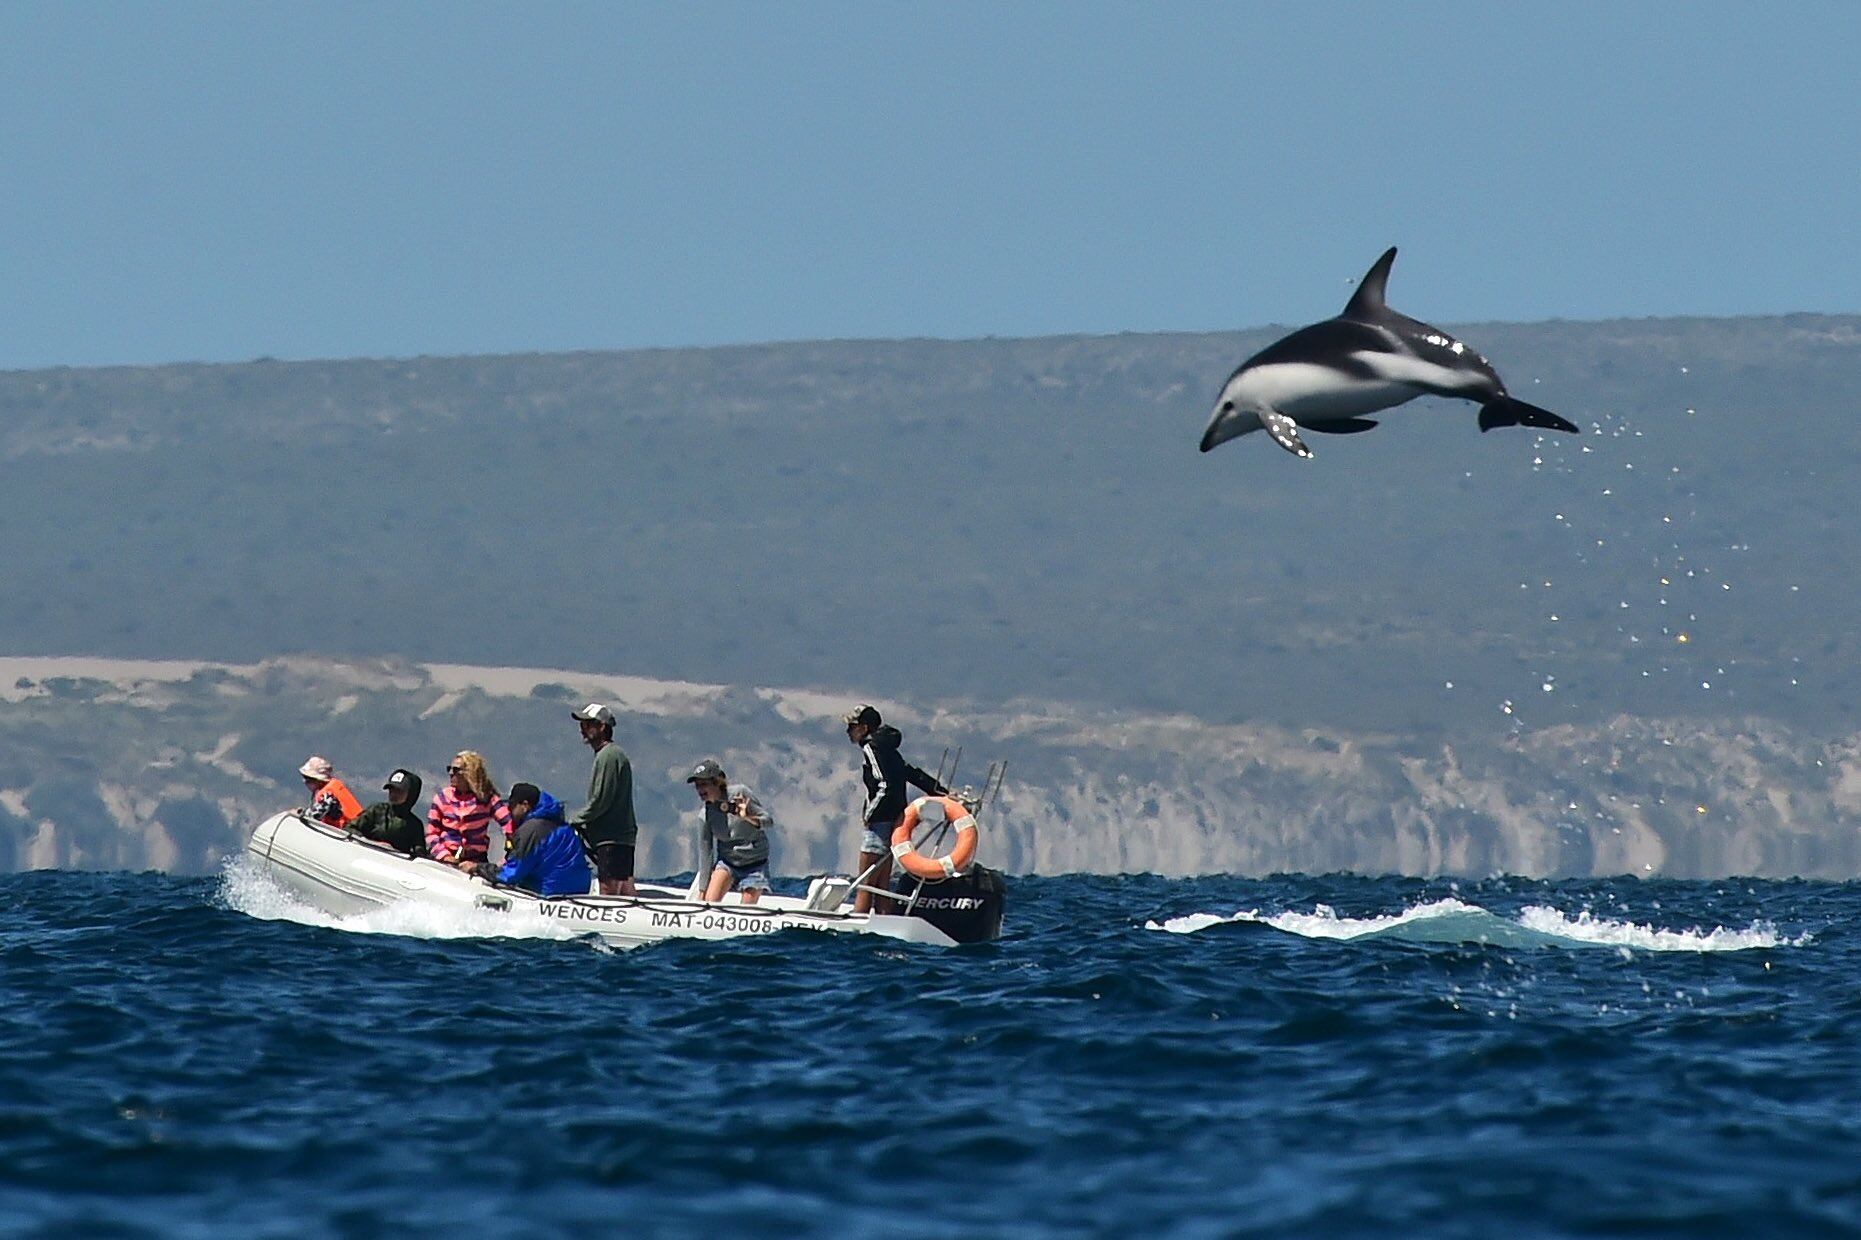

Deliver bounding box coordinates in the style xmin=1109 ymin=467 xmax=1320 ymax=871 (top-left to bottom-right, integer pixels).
xmin=494 ymin=781 xmax=591 ymax=896
xmin=843 ymin=704 xmax=950 ymax=914
xmin=346 ymin=768 xmax=427 ymax=857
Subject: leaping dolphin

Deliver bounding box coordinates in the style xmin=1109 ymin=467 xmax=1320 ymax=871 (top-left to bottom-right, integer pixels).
xmin=1199 ymin=248 xmax=1578 ymax=458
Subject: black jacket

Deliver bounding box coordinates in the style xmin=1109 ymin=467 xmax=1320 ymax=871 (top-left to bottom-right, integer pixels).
xmin=859 ymin=725 xmax=948 ymax=828
xmin=349 ymin=772 xmax=427 ymax=857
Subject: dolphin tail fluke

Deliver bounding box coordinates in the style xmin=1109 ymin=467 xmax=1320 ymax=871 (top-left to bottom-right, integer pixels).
xmin=1478 ymin=397 xmax=1578 ymax=435
xmin=1341 ymin=247 xmax=1398 ymax=319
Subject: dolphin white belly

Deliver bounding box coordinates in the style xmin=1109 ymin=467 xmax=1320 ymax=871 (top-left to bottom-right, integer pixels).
xmin=1230 ymin=362 xmax=1418 ymax=421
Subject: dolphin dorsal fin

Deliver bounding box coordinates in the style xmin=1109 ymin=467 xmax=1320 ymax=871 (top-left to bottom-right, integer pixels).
xmin=1341 ymin=247 xmax=1398 ymax=319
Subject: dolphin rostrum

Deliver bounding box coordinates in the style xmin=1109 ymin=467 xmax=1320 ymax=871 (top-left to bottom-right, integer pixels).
xmin=1199 ymin=247 xmax=1579 ymax=458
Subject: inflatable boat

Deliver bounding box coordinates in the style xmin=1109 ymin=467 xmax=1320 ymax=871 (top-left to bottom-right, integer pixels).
xmin=245 ymin=811 xmax=1005 ymax=948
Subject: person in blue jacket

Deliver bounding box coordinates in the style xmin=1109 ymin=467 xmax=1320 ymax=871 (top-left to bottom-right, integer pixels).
xmin=495 ymin=782 xmax=592 ymax=897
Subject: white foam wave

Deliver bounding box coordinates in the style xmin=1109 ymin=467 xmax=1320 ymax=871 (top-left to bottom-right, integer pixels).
xmin=1257 ymin=898 xmax=1495 ymax=942
xmin=1146 ymin=897 xmax=1805 ymax=952
xmin=1514 ymin=905 xmax=1804 ymax=952
xmin=1146 ymin=911 xmax=1246 ymax=935
xmin=217 ymin=856 xmax=600 ymax=945
xmin=1147 ymin=899 xmax=1492 ymax=940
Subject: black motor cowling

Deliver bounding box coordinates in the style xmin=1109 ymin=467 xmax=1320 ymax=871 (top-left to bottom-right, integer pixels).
xmin=895 ymin=866 xmax=1005 ymax=944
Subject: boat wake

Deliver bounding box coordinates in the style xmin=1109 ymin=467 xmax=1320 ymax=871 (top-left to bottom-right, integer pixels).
xmin=216 ymin=856 xmax=603 ymax=946
xmin=1144 ymin=897 xmax=1807 ymax=952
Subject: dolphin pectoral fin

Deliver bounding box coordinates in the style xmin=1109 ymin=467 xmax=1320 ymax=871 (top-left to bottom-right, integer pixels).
xmin=1307 ymin=418 xmax=1380 ymax=435
xmin=1260 ymin=410 xmax=1314 ymax=459
xmin=1478 ymin=397 xmax=1579 ymax=435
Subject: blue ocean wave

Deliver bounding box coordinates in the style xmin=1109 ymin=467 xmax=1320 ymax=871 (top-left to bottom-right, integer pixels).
xmin=1 ymin=869 xmax=1855 ymax=1237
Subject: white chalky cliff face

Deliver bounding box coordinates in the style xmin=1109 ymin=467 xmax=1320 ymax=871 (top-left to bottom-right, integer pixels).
xmin=1199 ymin=247 xmax=1579 ymax=458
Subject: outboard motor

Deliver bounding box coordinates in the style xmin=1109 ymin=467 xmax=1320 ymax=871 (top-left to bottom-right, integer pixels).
xmin=896 ymin=866 xmax=1006 ymax=945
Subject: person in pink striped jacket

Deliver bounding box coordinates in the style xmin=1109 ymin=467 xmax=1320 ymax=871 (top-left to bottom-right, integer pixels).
xmin=426 ymin=750 xmax=513 ymax=870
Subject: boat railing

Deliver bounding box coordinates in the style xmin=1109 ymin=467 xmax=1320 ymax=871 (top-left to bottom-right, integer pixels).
xmin=523 ymin=887 xmax=866 ymax=924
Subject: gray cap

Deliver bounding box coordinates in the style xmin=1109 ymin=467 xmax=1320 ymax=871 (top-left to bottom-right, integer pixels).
xmin=570 ymin=702 xmax=616 ymax=727
xmin=686 ymin=758 xmax=726 ymax=784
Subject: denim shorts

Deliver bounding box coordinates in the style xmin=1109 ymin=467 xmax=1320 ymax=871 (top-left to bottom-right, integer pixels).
xmin=713 ymin=858 xmax=770 ymax=891
xmin=859 ymin=829 xmax=891 ymax=857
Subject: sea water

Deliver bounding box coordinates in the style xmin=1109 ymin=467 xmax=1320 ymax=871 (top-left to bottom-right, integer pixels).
xmin=1 ymin=865 xmax=1856 ymax=1237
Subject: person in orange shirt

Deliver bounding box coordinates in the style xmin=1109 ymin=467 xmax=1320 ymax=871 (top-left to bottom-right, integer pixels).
xmin=299 ymin=755 xmax=364 ymax=827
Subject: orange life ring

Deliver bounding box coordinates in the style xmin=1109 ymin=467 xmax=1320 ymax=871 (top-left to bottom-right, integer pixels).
xmin=890 ymin=795 xmax=978 ymax=880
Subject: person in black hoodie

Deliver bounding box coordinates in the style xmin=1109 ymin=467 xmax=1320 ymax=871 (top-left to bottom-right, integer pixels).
xmin=347 ymin=768 xmax=428 ymax=858
xmin=843 ymin=704 xmax=950 ymax=914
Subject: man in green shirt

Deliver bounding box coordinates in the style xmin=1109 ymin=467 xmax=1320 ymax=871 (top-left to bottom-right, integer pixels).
xmin=569 ymin=702 xmax=640 ymax=895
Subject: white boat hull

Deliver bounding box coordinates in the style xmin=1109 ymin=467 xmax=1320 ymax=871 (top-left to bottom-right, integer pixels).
xmin=245 ymin=811 xmax=967 ymax=948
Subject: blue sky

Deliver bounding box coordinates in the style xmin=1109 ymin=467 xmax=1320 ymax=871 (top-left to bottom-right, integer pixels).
xmin=1 ymin=1 xmax=1856 ymax=370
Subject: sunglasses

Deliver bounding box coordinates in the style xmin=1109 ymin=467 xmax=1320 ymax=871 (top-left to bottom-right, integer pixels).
xmin=447 ymin=765 xmax=465 ymax=775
